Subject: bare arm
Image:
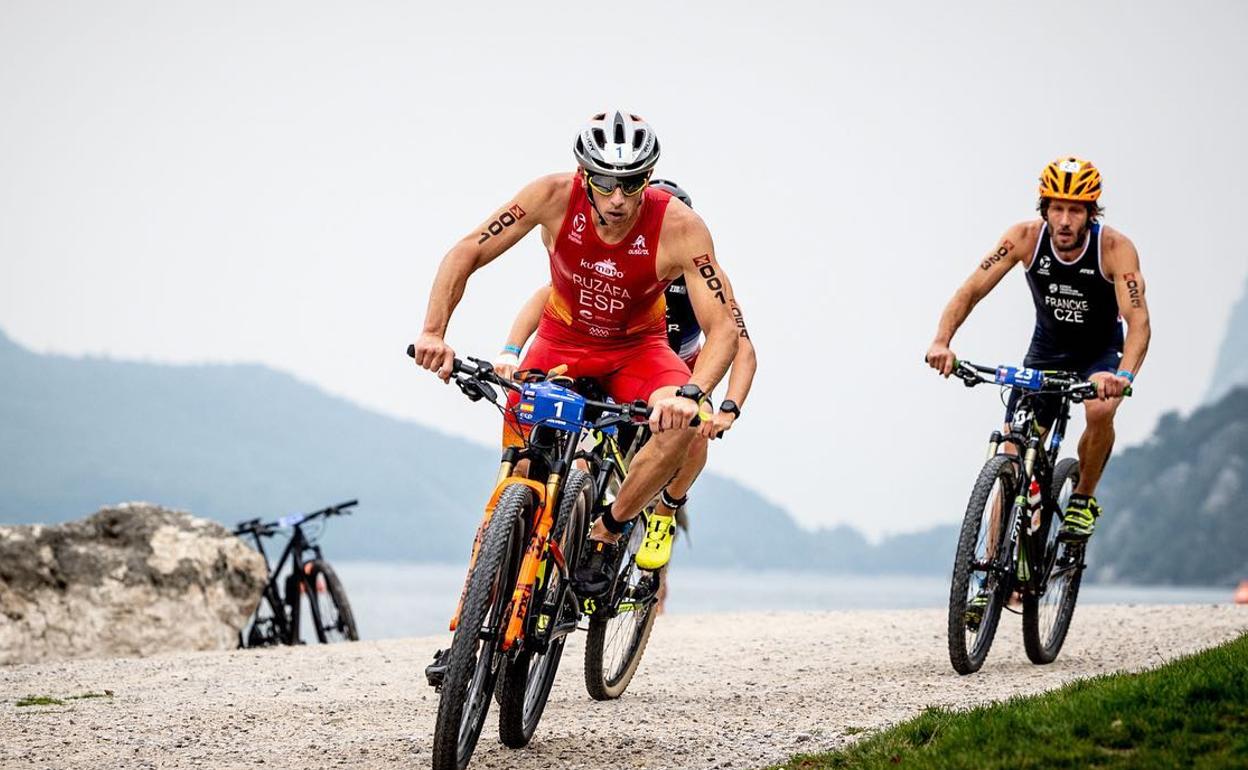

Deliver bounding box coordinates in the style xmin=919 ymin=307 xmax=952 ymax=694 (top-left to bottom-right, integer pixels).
xmin=926 ymin=223 xmax=1031 ymax=375
xmin=493 ymin=285 xmax=552 ymax=380
xmin=678 ymin=243 xmax=738 ymax=395
xmin=504 ymin=285 xmax=551 ymax=351
xmin=413 ymin=175 xmax=564 ymax=379
xmin=722 ymin=298 xmax=757 ymax=407
xmin=700 ymin=297 xmax=757 ymax=439
xmin=1105 ymin=232 xmax=1151 ymax=381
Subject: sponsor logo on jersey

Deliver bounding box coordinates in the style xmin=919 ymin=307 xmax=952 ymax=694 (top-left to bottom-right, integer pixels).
xmin=572 ymin=213 xmax=587 ymax=233
xmin=628 ymin=234 xmax=649 ymax=256
xmin=580 ymin=258 xmax=624 ymax=279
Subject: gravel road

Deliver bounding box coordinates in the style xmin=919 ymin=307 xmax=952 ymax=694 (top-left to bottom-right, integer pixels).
xmin=3 ymin=604 xmax=1245 ymax=770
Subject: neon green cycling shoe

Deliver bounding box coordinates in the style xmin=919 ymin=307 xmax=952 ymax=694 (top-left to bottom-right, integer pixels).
xmin=1059 ymin=495 xmax=1102 ymax=542
xmin=964 ymin=589 xmax=990 ymax=632
xmin=635 ymin=511 xmax=676 ymax=571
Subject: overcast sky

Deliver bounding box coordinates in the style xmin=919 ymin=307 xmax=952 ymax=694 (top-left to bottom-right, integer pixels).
xmin=2 ymin=1 xmax=1245 ymax=538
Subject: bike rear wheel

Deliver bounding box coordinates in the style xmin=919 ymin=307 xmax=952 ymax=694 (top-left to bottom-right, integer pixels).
xmin=431 ymin=485 xmax=529 ymax=770
xmin=498 ymin=470 xmax=595 ymax=748
xmin=305 ymin=560 xmax=359 ymax=643
xmin=1023 ymin=457 xmax=1084 ymax=664
xmin=948 ymin=454 xmax=1016 ymax=675
xmin=584 ymin=512 xmax=663 ymax=700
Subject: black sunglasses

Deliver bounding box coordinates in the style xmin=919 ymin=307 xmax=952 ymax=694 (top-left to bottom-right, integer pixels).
xmin=585 ymin=170 xmax=652 ymax=197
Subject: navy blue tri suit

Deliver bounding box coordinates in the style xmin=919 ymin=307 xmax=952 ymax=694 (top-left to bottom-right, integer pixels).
xmin=664 ymin=276 xmax=703 ymax=366
xmin=1006 ymin=222 xmax=1124 ymax=427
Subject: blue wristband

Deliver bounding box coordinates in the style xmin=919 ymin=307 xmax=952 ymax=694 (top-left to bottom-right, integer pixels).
xmin=502 ymin=344 xmax=522 ymax=356
xmin=1115 ymin=369 xmax=1134 ymax=383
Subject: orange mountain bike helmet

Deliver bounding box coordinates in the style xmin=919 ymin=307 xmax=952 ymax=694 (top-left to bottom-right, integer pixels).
xmin=1039 ymin=157 xmax=1102 ymax=202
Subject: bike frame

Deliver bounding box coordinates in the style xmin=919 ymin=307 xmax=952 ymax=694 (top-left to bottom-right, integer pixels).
xmin=441 ymin=362 xmax=646 ymax=658
xmin=980 ymin=376 xmax=1081 ymax=599
xmin=237 ymin=502 xmax=356 ymax=646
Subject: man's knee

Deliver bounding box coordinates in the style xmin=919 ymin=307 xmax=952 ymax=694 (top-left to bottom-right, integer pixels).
xmin=1084 ymin=400 xmax=1118 ymax=429
xmin=650 ymin=423 xmax=697 ymax=453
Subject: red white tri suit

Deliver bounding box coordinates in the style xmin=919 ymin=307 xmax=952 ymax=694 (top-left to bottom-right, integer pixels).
xmin=504 ymin=173 xmax=690 ymax=445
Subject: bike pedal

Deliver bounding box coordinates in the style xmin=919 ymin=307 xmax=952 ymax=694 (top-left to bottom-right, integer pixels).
xmin=424 ymin=648 xmax=450 ymax=689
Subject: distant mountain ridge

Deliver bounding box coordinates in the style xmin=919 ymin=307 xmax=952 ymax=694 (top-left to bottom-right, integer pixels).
xmin=1205 ymin=274 xmax=1248 ymax=404
xmin=1088 ymin=387 xmax=1248 ymax=585
xmin=0 ymin=329 xmax=953 ymax=572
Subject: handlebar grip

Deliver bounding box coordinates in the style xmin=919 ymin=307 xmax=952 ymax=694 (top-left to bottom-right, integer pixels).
xmin=406 ymin=344 xmax=415 ymax=359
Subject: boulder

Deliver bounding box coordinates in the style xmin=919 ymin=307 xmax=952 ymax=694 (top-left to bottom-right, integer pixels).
xmin=0 ymin=503 xmax=267 ymax=665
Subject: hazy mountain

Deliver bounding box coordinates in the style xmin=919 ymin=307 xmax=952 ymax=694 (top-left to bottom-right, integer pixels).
xmin=1088 ymin=387 xmax=1248 ymax=585
xmin=1 ymin=328 xmax=951 ymax=571
xmin=1205 ymin=274 xmax=1248 ymax=404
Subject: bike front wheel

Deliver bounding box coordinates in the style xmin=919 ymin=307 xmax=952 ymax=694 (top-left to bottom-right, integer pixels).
xmin=498 ymin=470 xmax=595 ymax=748
xmin=948 ymin=453 xmax=1017 ymax=675
xmin=1023 ymin=457 xmax=1084 ymax=664
xmin=584 ymin=512 xmax=662 ymax=700
xmin=305 ymin=560 xmax=359 ymax=643
xmin=431 ymin=484 xmax=529 ymax=770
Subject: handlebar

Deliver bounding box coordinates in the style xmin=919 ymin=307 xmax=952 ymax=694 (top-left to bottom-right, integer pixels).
xmin=233 ymin=499 xmax=358 ymax=537
xmin=406 ymin=345 xmax=664 ymax=425
xmin=949 ymin=359 xmax=1133 ymax=401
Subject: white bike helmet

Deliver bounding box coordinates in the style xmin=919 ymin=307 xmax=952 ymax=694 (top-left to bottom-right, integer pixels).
xmin=573 ymin=109 xmax=661 ymax=175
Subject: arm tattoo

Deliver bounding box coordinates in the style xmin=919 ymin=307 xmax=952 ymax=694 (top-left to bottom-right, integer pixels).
xmin=729 ymin=299 xmax=750 ymax=339
xmin=979 ymin=239 xmax=1015 ymax=271
xmin=692 ymin=254 xmax=727 ymax=304
xmin=1123 ymin=272 xmax=1143 ymax=308
xmin=477 ymin=203 xmax=527 ymax=245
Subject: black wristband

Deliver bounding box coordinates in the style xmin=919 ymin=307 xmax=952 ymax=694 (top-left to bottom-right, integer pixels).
xmin=676 ymin=383 xmax=705 ymax=403
xmin=719 ymin=399 xmax=741 ymax=418
xmin=600 ymin=505 xmax=628 ymax=535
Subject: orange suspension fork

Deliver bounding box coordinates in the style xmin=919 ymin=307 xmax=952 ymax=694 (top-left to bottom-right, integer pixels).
xmin=447 ymin=473 xmax=546 ymax=632
xmin=501 ymin=472 xmax=561 ymax=651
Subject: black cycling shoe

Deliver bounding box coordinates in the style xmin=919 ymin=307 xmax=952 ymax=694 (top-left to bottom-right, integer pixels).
xmin=425 ymin=647 xmax=451 ymax=688
xmin=573 ymin=539 xmax=618 ymax=598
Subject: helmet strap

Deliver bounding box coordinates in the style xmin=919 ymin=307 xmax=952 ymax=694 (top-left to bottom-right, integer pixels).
xmin=584 ymin=174 xmax=607 ymax=226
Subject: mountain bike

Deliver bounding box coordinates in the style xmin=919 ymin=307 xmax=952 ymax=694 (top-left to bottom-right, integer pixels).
xmin=234 ymin=500 xmax=360 ymax=648
xmin=406 ymin=349 xmax=671 ymax=770
xmin=943 ymin=360 xmax=1131 ymax=675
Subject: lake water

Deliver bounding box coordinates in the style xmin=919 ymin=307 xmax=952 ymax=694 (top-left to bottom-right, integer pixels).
xmin=330 ymin=561 xmax=1236 ymax=640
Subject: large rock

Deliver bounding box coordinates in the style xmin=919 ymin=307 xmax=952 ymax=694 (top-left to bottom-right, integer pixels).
xmin=0 ymin=503 xmax=267 ymax=664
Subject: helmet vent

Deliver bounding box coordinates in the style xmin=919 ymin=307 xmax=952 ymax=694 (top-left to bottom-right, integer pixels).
xmin=592 ymin=128 xmax=606 ymax=147
xmin=613 ymin=120 xmax=626 ymax=145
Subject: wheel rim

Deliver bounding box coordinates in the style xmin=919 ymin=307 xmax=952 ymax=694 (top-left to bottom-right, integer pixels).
xmin=964 ymin=471 xmax=1011 ymax=661
xmin=519 ymin=480 xmax=588 ymax=726
xmin=1037 ymin=473 xmax=1077 ymax=649
xmin=456 ymin=520 xmax=520 ymax=764
xmin=313 ymin=574 xmax=349 ymax=642
xmin=599 ymin=521 xmax=655 ymax=685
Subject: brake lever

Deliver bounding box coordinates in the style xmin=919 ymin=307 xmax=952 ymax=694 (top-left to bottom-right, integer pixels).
xmin=455 ymin=375 xmax=485 ymax=402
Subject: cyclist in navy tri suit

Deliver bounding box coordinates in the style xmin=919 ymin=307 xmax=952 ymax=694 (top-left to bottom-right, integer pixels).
xmin=925 ymin=158 xmax=1152 ymax=547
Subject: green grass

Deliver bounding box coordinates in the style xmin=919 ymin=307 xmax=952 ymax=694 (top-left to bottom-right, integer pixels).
xmin=16 ymin=696 xmax=64 ymax=707
xmin=16 ymin=691 xmax=113 ymax=708
xmin=775 ymin=633 xmax=1248 ymax=770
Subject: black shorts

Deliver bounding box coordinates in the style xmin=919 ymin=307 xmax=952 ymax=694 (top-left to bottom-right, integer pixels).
xmin=1003 ymin=346 xmax=1122 ymax=430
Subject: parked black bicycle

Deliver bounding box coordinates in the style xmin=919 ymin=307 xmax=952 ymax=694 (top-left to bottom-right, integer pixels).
xmin=407 ymin=350 xmax=671 ymax=770
xmin=943 ymin=360 xmax=1130 ymax=675
xmin=234 ymin=500 xmax=360 ymax=648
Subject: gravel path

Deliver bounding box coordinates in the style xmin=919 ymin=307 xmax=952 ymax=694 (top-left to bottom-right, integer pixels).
xmin=2 ymin=604 xmax=1245 ymax=770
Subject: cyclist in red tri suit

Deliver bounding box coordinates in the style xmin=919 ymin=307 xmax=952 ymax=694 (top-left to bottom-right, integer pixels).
xmin=493 ymin=179 xmax=758 ymax=557
xmin=411 ymin=110 xmax=740 ymax=593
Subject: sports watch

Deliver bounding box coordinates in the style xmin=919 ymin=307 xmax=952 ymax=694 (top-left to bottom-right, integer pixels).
xmin=675 ymin=384 xmax=705 ymax=403
xmin=719 ymin=399 xmax=741 ymax=418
